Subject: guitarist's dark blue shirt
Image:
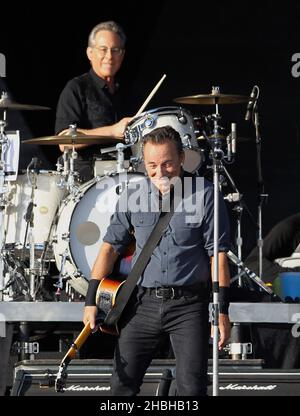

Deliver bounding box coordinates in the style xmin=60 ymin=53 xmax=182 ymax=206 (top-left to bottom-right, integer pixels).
xmin=103 ymin=171 xmax=230 ymax=287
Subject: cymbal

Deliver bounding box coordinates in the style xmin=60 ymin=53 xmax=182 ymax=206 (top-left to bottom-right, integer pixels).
xmin=0 ymin=95 xmax=50 ymax=111
xmin=197 ymin=134 xmax=250 ymax=142
xmin=174 ymin=93 xmax=250 ymax=105
xmin=22 ymin=135 xmax=123 ymax=145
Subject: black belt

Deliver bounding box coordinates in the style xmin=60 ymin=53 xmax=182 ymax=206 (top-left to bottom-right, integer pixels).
xmin=140 ymin=283 xmax=208 ymax=300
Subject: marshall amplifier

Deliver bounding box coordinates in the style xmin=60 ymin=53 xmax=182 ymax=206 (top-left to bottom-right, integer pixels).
xmin=10 ymin=358 xmax=300 ymax=396
xmin=11 ymin=359 xmax=176 ymax=396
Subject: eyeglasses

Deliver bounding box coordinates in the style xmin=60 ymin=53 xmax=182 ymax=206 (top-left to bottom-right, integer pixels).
xmin=93 ymin=46 xmax=124 ymax=57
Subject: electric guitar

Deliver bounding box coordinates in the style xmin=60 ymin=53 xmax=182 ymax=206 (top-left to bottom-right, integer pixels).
xmin=55 ymin=247 xmax=133 ymax=393
xmin=55 ymin=276 xmax=125 ymax=392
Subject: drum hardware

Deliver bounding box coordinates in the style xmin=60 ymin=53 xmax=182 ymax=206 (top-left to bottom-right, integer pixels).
xmin=1 ymin=251 xmax=30 ymax=301
xmin=0 ymin=108 xmax=10 ymax=300
xmin=54 ymin=250 xmax=69 ymax=292
xmin=100 ymin=142 xmax=133 ymax=173
xmin=55 ymin=148 xmax=69 ymax=190
xmin=3 ymin=168 xmax=66 ymax=301
xmin=227 ymin=250 xmax=280 ymax=300
xmin=20 ymin=159 xmax=41 ymax=300
xmin=65 ymin=281 xmax=76 ymax=302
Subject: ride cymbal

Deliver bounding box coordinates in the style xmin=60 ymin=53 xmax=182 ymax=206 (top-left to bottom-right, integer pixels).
xmin=0 ymin=93 xmax=50 ymax=111
xmin=22 ymin=135 xmax=123 ymax=145
xmin=197 ymin=134 xmax=250 ymax=142
xmin=174 ymin=93 xmax=250 ymax=105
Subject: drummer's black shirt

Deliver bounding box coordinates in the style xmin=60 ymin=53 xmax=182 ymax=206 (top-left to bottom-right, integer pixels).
xmin=55 ymin=68 xmax=122 ymax=179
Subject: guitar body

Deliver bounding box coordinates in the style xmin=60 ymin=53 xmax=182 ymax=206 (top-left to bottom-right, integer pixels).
xmin=96 ymin=277 xmax=125 ymax=335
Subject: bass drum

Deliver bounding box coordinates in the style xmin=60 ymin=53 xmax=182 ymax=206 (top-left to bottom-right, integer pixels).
xmin=53 ymin=172 xmax=145 ymax=296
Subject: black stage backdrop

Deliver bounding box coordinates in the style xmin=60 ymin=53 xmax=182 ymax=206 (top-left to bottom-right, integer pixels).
xmin=1 ymin=0 xmax=300 ymax=257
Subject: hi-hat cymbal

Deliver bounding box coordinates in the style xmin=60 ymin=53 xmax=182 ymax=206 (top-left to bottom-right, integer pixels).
xmin=174 ymin=93 xmax=249 ymax=105
xmin=22 ymin=135 xmax=123 ymax=145
xmin=0 ymin=94 xmax=50 ymax=111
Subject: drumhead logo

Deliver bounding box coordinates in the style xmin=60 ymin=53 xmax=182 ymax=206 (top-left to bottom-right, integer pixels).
xmin=0 ymin=53 xmax=6 ymax=77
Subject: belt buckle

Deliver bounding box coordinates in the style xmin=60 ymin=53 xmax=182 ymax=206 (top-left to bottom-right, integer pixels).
xmin=155 ymin=287 xmax=175 ymax=299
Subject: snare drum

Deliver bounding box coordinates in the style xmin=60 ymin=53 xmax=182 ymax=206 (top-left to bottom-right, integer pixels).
xmin=52 ymin=172 xmax=145 ymax=296
xmin=4 ymin=170 xmax=66 ymax=250
xmin=125 ymin=106 xmax=203 ymax=173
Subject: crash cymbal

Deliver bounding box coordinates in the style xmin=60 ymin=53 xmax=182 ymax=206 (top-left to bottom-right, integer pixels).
xmin=0 ymin=93 xmax=50 ymax=111
xmin=174 ymin=93 xmax=249 ymax=105
xmin=22 ymin=135 xmax=123 ymax=145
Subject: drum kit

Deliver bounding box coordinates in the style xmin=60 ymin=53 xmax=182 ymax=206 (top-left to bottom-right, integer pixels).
xmin=0 ymin=86 xmax=256 ymax=302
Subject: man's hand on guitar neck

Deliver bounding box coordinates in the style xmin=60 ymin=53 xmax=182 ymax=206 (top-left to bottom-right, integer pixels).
xmin=83 ymin=306 xmax=98 ymax=332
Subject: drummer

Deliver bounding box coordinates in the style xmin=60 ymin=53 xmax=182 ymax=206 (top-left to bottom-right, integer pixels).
xmin=55 ymin=21 xmax=132 ymax=182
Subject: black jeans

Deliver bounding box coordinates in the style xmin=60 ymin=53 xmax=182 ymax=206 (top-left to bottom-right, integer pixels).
xmin=111 ymin=287 xmax=210 ymax=396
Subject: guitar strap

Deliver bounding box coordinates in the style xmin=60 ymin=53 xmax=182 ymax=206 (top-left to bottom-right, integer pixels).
xmin=104 ymin=190 xmax=177 ymax=328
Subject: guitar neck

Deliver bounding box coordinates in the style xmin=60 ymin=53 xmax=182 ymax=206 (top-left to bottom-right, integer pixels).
xmin=63 ymin=322 xmax=92 ymax=361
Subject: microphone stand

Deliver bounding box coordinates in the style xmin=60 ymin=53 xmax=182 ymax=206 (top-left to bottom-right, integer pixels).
xmin=253 ymin=101 xmax=268 ymax=279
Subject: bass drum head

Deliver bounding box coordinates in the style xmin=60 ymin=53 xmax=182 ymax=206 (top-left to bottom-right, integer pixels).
xmin=53 ymin=172 xmax=145 ymax=296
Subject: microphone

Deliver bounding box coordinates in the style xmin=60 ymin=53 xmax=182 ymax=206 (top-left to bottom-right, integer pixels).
xmin=245 ymin=86 xmax=257 ymax=121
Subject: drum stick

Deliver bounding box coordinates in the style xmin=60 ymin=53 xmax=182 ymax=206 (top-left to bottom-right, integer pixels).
xmin=135 ymin=74 xmax=167 ymax=116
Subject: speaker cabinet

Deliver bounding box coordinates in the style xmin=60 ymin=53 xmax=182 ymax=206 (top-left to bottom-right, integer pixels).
xmin=11 ymin=358 xmax=300 ymax=396
xmin=11 ymin=359 xmax=174 ymax=396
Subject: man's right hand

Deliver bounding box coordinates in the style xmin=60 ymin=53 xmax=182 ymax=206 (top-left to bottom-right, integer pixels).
xmin=111 ymin=117 xmax=133 ymax=138
xmin=83 ymin=306 xmax=98 ymax=331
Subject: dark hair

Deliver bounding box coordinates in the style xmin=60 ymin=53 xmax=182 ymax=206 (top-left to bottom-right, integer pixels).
xmin=142 ymin=125 xmax=183 ymax=156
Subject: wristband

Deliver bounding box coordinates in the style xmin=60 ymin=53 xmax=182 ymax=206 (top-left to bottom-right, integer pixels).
xmin=85 ymin=279 xmax=100 ymax=306
xmin=219 ymin=286 xmax=230 ymax=315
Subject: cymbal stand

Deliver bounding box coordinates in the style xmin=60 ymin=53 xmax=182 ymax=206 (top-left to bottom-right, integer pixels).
xmin=23 ymin=161 xmax=38 ymax=300
xmin=56 ymin=148 xmax=69 ymax=190
xmin=67 ymin=124 xmax=79 ymax=195
xmin=0 ymin=110 xmax=9 ymax=300
xmin=207 ymin=98 xmax=225 ymax=396
xmin=100 ymin=142 xmax=133 ymax=173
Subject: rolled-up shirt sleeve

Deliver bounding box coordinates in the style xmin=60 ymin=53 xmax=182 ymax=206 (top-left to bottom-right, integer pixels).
xmin=202 ymin=182 xmax=230 ymax=257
